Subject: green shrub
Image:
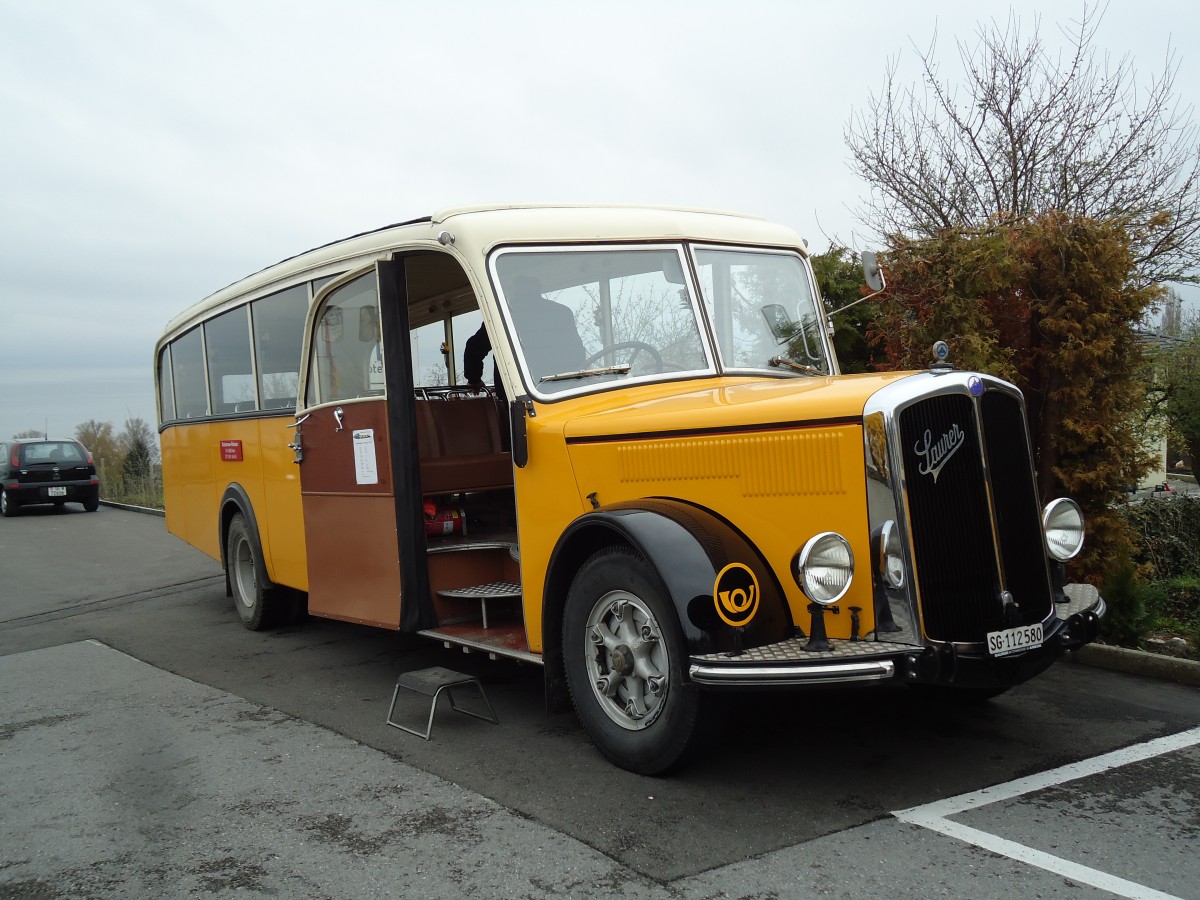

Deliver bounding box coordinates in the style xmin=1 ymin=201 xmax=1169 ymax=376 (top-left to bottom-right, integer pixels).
xmin=1143 ymin=576 xmax=1200 ymax=647
xmin=1099 ymin=562 xmax=1153 ymax=648
xmin=1118 ymin=495 xmax=1200 ymax=582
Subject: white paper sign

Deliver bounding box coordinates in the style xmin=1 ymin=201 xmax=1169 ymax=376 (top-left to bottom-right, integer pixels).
xmin=352 ymin=429 xmax=379 ymax=485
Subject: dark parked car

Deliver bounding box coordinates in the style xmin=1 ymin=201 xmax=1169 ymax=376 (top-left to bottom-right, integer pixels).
xmin=0 ymin=439 xmax=100 ymax=516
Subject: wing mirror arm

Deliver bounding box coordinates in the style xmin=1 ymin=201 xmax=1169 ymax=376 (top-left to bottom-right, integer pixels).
xmin=829 ymin=250 xmax=887 ymax=318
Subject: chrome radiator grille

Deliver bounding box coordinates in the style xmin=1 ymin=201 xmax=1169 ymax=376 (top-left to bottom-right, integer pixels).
xmin=897 ymin=389 xmax=1052 ymax=643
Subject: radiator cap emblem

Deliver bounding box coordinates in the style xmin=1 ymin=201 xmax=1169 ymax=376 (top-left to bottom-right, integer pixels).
xmin=931 ymin=341 xmax=953 ymax=372
xmin=969 ymin=376 xmax=984 ymax=397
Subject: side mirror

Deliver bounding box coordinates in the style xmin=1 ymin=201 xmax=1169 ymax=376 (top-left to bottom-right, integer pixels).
xmin=862 ymin=251 xmax=885 ymax=293
xmin=761 ymin=304 xmax=793 ymax=342
xmin=359 ymin=305 xmax=380 ymax=342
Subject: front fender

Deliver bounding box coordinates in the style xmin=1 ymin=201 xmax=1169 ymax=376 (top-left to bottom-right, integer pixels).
xmin=545 ymin=498 xmax=794 ymax=658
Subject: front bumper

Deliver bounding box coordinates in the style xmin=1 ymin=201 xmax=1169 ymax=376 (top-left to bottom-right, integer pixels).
xmin=688 ymin=583 xmax=1105 ymax=688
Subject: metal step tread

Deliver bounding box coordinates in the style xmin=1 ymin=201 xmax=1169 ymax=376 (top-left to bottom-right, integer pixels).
xmin=691 ymin=637 xmax=916 ymax=664
xmin=436 ymin=581 xmax=521 ymax=601
xmin=419 ymin=623 xmax=543 ymax=666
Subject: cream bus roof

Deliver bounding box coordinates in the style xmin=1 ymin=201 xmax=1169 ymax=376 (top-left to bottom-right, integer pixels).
xmin=160 ymin=204 xmax=808 ymax=341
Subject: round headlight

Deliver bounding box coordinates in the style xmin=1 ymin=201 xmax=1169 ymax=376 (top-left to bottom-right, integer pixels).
xmin=794 ymin=532 xmax=855 ymax=605
xmin=1042 ymin=498 xmax=1085 ymax=562
xmin=878 ymin=520 xmax=906 ymax=589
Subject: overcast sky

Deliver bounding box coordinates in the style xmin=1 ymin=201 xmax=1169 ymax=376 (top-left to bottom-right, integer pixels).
xmin=2 ymin=0 xmax=1197 ymax=443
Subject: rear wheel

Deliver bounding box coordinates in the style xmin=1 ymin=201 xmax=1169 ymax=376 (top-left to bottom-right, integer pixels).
xmin=563 ymin=547 xmax=708 ymax=775
xmin=0 ymin=490 xmax=17 ymax=517
xmin=83 ymin=496 xmax=99 ymax=512
xmin=226 ymin=513 xmax=277 ymax=630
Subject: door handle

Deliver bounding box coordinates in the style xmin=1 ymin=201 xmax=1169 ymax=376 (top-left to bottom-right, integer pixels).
xmin=334 ymin=407 xmax=345 ymax=432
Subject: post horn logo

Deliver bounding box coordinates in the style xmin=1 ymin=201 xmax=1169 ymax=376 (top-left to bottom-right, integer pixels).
xmin=713 ymin=562 xmax=760 ymax=627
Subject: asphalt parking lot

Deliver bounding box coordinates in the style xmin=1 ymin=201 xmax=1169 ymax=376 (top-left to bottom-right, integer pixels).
xmin=2 ymin=506 xmax=1198 ymax=898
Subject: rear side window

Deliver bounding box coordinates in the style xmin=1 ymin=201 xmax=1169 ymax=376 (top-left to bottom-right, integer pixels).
xmin=252 ymin=284 xmax=306 ymax=409
xmin=205 ymin=308 xmax=256 ymax=414
xmin=172 ymin=327 xmax=208 ymax=419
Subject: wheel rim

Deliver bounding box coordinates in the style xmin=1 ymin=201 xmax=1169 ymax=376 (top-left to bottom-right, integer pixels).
xmin=583 ymin=590 xmax=669 ymax=730
xmin=1 ymin=492 xmax=7 ymax=514
xmin=232 ymin=535 xmax=257 ymax=610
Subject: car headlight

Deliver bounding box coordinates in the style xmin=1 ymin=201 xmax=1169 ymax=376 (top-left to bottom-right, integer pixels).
xmin=793 ymin=532 xmax=855 ymax=605
xmin=1042 ymin=498 xmax=1085 ymax=561
xmin=877 ymin=520 xmax=906 ymax=589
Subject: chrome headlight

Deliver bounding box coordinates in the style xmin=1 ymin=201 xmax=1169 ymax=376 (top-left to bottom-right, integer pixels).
xmin=877 ymin=519 xmax=906 ymax=589
xmin=1042 ymin=498 xmax=1085 ymax=561
xmin=793 ymin=532 xmax=855 ymax=605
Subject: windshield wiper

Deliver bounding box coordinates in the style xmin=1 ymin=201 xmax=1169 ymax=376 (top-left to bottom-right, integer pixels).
xmin=768 ymin=356 xmax=824 ymax=376
xmin=540 ymin=364 xmax=632 ymax=384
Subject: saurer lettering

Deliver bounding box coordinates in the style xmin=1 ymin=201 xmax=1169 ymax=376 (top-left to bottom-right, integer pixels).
xmin=914 ymin=424 xmax=964 ymax=483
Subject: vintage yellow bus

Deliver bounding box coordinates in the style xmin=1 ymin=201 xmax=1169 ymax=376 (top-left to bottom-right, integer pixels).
xmin=155 ymin=205 xmax=1105 ymax=773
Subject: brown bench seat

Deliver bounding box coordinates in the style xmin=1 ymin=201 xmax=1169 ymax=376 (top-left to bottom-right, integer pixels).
xmin=416 ymin=397 xmax=513 ymax=495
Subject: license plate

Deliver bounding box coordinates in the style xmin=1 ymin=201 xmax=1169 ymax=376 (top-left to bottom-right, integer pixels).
xmin=987 ymin=622 xmax=1043 ymax=657
xmin=48 ymin=486 xmax=67 ymax=497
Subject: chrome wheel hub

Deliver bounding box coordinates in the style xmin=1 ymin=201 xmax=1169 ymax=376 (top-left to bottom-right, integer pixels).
xmin=584 ymin=592 xmax=669 ymax=730
xmin=233 ymin=537 xmax=256 ymax=608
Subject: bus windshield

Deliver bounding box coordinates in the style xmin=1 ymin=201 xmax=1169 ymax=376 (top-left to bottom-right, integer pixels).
xmin=492 ymin=246 xmax=713 ymax=395
xmin=492 ymin=244 xmax=829 ymax=396
xmin=692 ymin=247 xmax=830 ymax=376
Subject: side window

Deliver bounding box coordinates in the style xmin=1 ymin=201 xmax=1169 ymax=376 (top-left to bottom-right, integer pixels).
xmin=251 ymin=284 xmax=306 ymax=410
xmin=451 ymin=310 xmax=483 ymax=386
xmin=307 ymin=272 xmax=379 ymax=405
xmin=205 ymin=308 xmax=256 ymax=414
xmin=411 ymin=320 xmax=447 ymax=388
xmin=158 ymin=346 xmax=176 ymax=422
xmin=171 ymin=326 xmax=208 ymax=419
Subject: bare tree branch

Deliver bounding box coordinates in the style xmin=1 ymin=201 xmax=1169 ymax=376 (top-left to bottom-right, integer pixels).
xmin=845 ymin=4 xmax=1200 ymax=285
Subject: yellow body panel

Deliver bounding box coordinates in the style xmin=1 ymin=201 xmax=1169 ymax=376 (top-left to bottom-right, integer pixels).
xmin=160 ymin=418 xmax=307 ymax=591
xmin=515 ymin=372 xmax=914 ymax=646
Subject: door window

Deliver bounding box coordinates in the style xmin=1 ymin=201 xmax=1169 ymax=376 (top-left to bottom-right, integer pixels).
xmin=307 ymin=273 xmax=381 ymax=405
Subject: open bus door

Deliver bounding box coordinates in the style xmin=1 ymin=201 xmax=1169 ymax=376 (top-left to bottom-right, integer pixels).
xmin=293 ymin=260 xmax=430 ymax=630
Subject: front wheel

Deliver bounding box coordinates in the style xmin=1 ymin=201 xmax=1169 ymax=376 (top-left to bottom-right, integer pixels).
xmin=563 ymin=547 xmax=709 ymax=774
xmin=226 ymin=513 xmax=277 ymax=630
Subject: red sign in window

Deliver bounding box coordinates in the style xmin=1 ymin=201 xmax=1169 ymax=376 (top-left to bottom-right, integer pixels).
xmin=220 ymin=440 xmax=243 ymax=462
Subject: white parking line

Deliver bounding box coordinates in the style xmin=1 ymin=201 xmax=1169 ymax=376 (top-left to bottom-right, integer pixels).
xmin=894 ymin=726 xmax=1200 ymax=900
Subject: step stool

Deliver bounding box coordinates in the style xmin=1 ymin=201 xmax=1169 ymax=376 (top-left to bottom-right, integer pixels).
xmin=385 ymin=666 xmax=499 ymax=740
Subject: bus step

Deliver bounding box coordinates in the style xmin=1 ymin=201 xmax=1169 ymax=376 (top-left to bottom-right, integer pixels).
xmin=436 ymin=581 xmax=521 ymax=629
xmin=385 ymin=666 xmax=499 ymax=740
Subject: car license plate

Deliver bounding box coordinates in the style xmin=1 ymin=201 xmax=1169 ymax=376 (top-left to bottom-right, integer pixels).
xmin=48 ymin=486 xmax=67 ymax=497
xmin=987 ymin=622 xmax=1043 ymax=657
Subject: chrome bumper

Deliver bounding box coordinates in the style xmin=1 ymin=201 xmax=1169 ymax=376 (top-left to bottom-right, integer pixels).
xmin=688 ymin=583 xmax=1105 ymax=688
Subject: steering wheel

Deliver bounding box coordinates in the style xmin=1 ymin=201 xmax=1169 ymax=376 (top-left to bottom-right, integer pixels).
xmin=583 ymin=341 xmax=664 ymax=375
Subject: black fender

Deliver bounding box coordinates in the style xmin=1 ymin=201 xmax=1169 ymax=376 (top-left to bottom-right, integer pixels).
xmin=218 ymin=484 xmax=275 ymax=599
xmin=542 ymin=498 xmax=794 ymax=711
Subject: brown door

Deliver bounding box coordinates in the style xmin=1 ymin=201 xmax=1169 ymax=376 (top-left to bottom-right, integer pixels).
xmin=295 ymin=259 xmax=436 ymax=633
xmin=297 ymin=399 xmax=402 ymax=628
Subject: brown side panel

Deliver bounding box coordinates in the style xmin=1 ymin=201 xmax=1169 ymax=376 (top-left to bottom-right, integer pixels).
xmin=300 ymin=400 xmax=402 ymax=628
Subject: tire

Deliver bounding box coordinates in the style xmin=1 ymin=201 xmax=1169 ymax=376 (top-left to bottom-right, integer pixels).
xmin=226 ymin=512 xmax=277 ymax=630
xmin=83 ymin=496 xmax=99 ymax=512
xmin=0 ymin=490 xmax=17 ymax=517
xmin=563 ymin=547 xmax=709 ymax=775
